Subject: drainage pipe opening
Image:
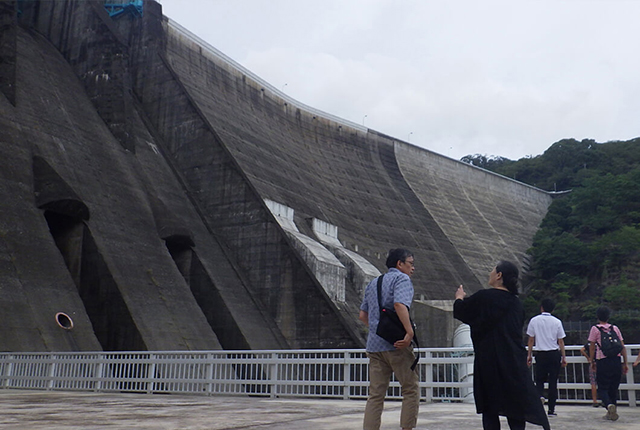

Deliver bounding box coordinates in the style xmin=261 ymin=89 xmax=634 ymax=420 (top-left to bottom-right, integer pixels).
xmin=55 ymin=312 xmax=74 ymax=330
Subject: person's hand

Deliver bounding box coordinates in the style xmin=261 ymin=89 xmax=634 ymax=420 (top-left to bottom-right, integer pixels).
xmin=527 ymin=355 xmax=533 ymax=367
xmin=561 ymin=356 xmax=567 ymax=368
xmin=455 ymin=285 xmax=466 ymax=300
xmin=394 ymin=332 xmax=413 ymax=349
xmin=622 ymin=363 xmax=629 ymax=375
xmin=634 ymin=360 xmax=640 ymax=368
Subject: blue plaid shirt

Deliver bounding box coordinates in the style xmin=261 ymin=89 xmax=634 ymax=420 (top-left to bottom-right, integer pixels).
xmin=360 ymin=268 xmax=414 ymax=352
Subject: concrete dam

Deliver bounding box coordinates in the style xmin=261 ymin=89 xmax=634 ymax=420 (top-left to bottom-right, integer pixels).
xmin=0 ymin=0 xmax=553 ymax=352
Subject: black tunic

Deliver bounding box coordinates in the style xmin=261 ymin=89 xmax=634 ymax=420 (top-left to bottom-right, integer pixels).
xmin=454 ymin=289 xmax=550 ymax=430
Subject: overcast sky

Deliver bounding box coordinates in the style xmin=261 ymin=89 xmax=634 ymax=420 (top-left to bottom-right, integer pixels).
xmin=158 ymin=0 xmax=640 ymax=161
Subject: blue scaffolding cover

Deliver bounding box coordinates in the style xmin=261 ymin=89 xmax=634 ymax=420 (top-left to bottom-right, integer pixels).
xmin=104 ymin=0 xmax=143 ymax=17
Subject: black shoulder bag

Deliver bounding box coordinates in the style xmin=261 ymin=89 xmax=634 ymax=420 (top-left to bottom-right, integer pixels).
xmin=374 ymin=275 xmax=420 ymax=370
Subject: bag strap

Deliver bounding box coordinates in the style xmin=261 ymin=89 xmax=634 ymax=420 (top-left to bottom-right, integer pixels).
xmin=376 ymin=274 xmax=385 ymax=313
xmin=594 ymin=325 xmax=614 ymax=352
xmin=377 ymin=274 xmax=420 ymax=370
xmin=594 ymin=326 xmax=603 ymax=350
xmin=410 ymin=333 xmax=420 ymax=370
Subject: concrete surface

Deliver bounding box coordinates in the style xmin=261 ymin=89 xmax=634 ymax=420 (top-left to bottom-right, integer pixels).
xmin=0 ymin=390 xmax=639 ymax=430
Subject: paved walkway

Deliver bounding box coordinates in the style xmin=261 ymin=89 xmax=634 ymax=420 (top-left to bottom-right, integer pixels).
xmin=0 ymin=390 xmax=639 ymax=429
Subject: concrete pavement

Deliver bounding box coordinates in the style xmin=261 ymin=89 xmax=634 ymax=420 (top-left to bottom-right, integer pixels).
xmin=0 ymin=390 xmax=639 ymax=429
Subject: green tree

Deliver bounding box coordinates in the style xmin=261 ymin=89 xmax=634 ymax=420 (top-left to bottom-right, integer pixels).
xmin=602 ymin=279 xmax=640 ymax=310
xmin=529 ymin=232 xmax=592 ymax=279
xmin=468 ymin=138 xmax=640 ymax=334
xmin=591 ymin=226 xmax=640 ymax=269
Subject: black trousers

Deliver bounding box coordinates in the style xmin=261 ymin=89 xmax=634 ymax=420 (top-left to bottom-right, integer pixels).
xmin=482 ymin=413 xmax=525 ymax=430
xmin=596 ymin=356 xmax=622 ymax=406
xmin=534 ymin=350 xmax=561 ymax=411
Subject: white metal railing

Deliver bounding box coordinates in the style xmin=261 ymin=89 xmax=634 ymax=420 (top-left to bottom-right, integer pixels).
xmin=0 ymin=346 xmax=638 ymax=405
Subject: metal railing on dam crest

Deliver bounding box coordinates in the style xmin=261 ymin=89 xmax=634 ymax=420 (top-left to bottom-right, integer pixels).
xmin=1 ymin=346 xmax=638 ymax=406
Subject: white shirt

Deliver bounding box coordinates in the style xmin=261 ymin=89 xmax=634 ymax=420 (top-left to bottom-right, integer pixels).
xmin=526 ymin=312 xmax=566 ymax=351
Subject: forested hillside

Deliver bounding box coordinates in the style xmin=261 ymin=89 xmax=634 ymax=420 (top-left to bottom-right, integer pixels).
xmin=462 ymin=138 xmax=640 ymax=342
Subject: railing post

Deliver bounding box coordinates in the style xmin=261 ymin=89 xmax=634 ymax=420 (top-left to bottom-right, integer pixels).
xmin=147 ymin=353 xmax=156 ymax=394
xmin=95 ymin=353 xmax=104 ymax=392
xmin=270 ymin=352 xmax=278 ymax=398
xmin=206 ymin=352 xmax=214 ymax=395
xmin=627 ymin=350 xmax=636 ymax=407
xmin=3 ymin=355 xmax=14 ymax=388
xmin=424 ymin=350 xmax=432 ymax=403
xmin=47 ymin=354 xmax=57 ymax=391
xmin=343 ymin=351 xmax=351 ymax=400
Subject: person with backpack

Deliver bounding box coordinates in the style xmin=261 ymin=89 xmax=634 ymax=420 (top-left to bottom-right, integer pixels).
xmin=588 ymin=306 xmax=629 ymax=421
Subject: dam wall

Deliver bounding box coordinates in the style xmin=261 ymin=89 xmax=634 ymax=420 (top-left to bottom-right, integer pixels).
xmin=0 ymin=0 xmax=553 ymax=351
xmin=396 ymin=143 xmax=551 ymax=285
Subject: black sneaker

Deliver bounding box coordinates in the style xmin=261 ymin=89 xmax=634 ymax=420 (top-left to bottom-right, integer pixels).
xmin=548 ymin=411 xmax=557 ymax=417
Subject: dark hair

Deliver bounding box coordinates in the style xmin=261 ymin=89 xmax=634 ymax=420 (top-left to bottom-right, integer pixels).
xmin=496 ymin=260 xmax=519 ymax=295
xmin=597 ymin=306 xmax=611 ymax=323
xmin=386 ymin=248 xmax=413 ymax=269
xmin=541 ymin=298 xmax=555 ymax=313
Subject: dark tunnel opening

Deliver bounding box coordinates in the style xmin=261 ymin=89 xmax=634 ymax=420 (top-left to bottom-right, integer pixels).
xmin=44 ymin=210 xmax=146 ymax=351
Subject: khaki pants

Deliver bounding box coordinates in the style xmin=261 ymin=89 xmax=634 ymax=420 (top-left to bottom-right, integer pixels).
xmin=363 ymin=348 xmax=419 ymax=430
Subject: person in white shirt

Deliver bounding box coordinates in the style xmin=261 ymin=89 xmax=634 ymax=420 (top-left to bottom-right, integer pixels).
xmin=526 ymin=298 xmax=567 ymax=417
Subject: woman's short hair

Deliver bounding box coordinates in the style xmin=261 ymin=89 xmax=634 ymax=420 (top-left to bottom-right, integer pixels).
xmin=386 ymin=248 xmax=413 ymax=269
xmin=496 ymin=260 xmax=519 ymax=295
xmin=597 ymin=306 xmax=611 ymax=323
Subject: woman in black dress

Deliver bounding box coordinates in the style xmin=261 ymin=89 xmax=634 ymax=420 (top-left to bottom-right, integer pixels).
xmin=454 ymin=261 xmax=550 ymax=430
